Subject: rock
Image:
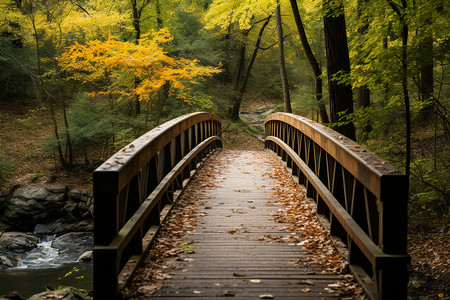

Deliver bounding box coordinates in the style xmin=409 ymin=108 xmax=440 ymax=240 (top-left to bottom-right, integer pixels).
xmin=0 ymin=254 xmax=18 ymax=269
xmin=52 ymin=232 xmax=93 ymax=251
xmin=78 ymin=250 xmax=93 ymax=262
xmin=34 ymin=222 xmax=64 ymax=235
xmin=45 ymin=186 xmax=67 ymax=194
xmin=28 ymin=286 xmax=90 ymax=300
xmin=68 ymin=189 xmax=82 ymax=200
xmin=0 ymin=232 xmax=38 ymax=252
xmin=34 ymin=219 xmax=93 ymax=235
xmin=64 ymin=201 xmax=79 ymax=215
xmin=0 ymin=291 xmax=26 ymax=300
xmin=2 ymin=186 xmax=68 ymax=231
xmin=0 ymin=185 xmax=20 ymax=210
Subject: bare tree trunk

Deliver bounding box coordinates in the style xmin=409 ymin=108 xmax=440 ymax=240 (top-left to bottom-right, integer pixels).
xmin=230 ymin=16 xmax=272 ymax=121
xmin=356 ymin=0 xmax=372 ymax=135
xmin=233 ymin=29 xmax=249 ymax=90
xmin=29 ymin=2 xmax=68 ymax=168
xmin=276 ymin=1 xmax=292 ymax=113
xmin=387 ymin=0 xmax=411 ymax=181
xmin=132 ymin=0 xmax=141 ymax=116
xmin=289 ymin=0 xmax=329 ymax=123
xmin=323 ymin=0 xmax=355 ymax=140
xmin=156 ymin=0 xmax=163 ymax=30
xmin=419 ymin=28 xmax=433 ymax=119
xmin=62 ymin=99 xmax=73 ymax=168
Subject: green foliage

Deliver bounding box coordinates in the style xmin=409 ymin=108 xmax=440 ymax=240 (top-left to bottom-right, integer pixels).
xmin=291 ymin=89 xmax=321 ymax=120
xmin=0 ymin=154 xmax=16 ymax=187
xmin=42 ymin=93 xmax=145 ymax=165
xmin=169 ymin=5 xmax=224 ymax=67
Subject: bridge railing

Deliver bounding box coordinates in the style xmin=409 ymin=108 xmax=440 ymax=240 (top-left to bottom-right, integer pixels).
xmin=265 ymin=112 xmax=409 ymax=300
xmin=93 ymin=112 xmax=222 ymax=299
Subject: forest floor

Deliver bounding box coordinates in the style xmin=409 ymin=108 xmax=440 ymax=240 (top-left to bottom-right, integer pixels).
xmin=0 ymin=97 xmax=92 ymax=190
xmin=0 ymin=97 xmax=448 ymax=299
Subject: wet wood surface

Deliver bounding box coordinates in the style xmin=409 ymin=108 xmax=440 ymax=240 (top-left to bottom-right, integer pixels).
xmin=147 ymin=150 xmax=356 ymax=299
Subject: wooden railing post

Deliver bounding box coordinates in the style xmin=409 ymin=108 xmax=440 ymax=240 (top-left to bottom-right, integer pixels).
xmin=378 ymin=175 xmax=408 ymax=299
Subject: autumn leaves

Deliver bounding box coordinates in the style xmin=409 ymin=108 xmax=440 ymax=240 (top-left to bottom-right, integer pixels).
xmin=59 ymin=28 xmax=221 ymax=104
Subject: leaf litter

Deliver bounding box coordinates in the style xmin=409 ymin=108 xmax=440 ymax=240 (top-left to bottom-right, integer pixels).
xmin=262 ymin=152 xmax=366 ymax=298
xmin=123 ymin=149 xmax=367 ymax=298
xmin=122 ymin=150 xmax=222 ymax=299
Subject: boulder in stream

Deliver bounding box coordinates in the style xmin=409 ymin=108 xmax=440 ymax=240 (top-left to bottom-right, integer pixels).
xmin=0 ymin=254 xmax=18 ymax=269
xmin=52 ymin=232 xmax=93 ymax=251
xmin=0 ymin=232 xmax=38 ymax=253
xmin=78 ymin=250 xmax=93 ymax=262
xmin=28 ymin=287 xmax=90 ymax=300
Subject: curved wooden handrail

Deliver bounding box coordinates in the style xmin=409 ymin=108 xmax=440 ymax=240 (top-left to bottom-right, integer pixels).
xmin=265 ymin=113 xmax=409 ymax=300
xmin=93 ymin=112 xmax=222 ymax=299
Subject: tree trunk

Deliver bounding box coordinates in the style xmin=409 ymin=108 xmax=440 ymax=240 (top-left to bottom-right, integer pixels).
xmin=419 ymin=32 xmax=433 ymax=119
xmin=387 ymin=0 xmax=411 ymax=182
xmin=131 ymin=0 xmax=141 ymax=41
xmin=356 ymin=0 xmax=372 ymax=134
xmin=276 ymin=1 xmax=292 ymax=113
xmin=230 ymin=16 xmax=272 ymax=121
xmin=62 ymin=99 xmax=73 ymax=169
xmin=156 ymin=0 xmax=163 ymax=30
xmin=289 ymin=0 xmax=329 ymax=123
xmin=132 ymin=0 xmax=141 ymax=116
xmin=233 ymin=29 xmax=249 ymax=90
xmin=30 ymin=4 xmax=69 ymax=169
xmin=402 ymin=24 xmax=411 ymax=183
xmin=323 ymin=0 xmax=355 ymax=140
xmin=290 ymin=0 xmax=330 ymax=124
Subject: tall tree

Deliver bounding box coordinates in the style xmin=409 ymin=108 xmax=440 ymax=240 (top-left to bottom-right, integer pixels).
xmin=386 ymin=0 xmax=411 ymax=180
xmin=323 ymin=0 xmax=355 ymax=140
xmin=275 ymin=0 xmax=292 ymax=113
xmin=230 ymin=16 xmax=272 ymax=120
xmin=131 ymin=0 xmax=153 ymax=116
xmin=355 ymin=0 xmax=372 ymax=135
xmin=417 ymin=0 xmax=434 ymax=119
xmin=289 ymin=0 xmax=329 ymax=123
xmin=204 ymin=0 xmax=275 ymax=120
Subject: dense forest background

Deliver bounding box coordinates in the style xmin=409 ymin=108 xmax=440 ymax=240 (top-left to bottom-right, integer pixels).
xmin=0 ymin=0 xmax=448 ymax=297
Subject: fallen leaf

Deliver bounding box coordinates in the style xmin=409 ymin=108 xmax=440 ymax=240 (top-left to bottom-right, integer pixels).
xmin=233 ymin=272 xmax=247 ymax=277
xmin=301 ymin=288 xmax=311 ymax=292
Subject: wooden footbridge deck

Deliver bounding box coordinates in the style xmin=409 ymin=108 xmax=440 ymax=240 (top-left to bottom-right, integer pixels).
xmin=93 ymin=113 xmax=410 ymax=300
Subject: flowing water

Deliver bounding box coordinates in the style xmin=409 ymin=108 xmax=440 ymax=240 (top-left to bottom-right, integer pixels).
xmin=0 ymin=234 xmax=93 ymax=297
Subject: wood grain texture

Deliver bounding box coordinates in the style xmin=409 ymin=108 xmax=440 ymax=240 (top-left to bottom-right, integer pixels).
xmin=145 ymin=150 xmax=357 ymax=299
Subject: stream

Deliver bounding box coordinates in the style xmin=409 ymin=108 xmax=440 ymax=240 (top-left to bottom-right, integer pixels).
xmin=0 ymin=234 xmax=93 ymax=298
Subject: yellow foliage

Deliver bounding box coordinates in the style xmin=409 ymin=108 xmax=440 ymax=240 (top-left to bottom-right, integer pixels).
xmin=203 ymin=0 xmax=276 ymax=30
xmin=59 ymin=30 xmax=221 ymax=102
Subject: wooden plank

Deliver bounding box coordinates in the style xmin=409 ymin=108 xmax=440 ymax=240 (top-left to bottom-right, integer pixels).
xmin=133 ymin=150 xmax=362 ymax=299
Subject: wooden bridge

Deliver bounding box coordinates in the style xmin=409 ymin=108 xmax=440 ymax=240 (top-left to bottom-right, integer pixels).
xmin=93 ymin=112 xmax=410 ymax=299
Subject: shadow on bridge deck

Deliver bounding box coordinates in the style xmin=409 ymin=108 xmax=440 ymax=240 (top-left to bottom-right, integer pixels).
xmin=126 ymin=149 xmax=364 ymax=299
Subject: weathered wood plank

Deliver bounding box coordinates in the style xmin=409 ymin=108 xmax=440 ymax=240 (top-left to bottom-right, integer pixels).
xmin=134 ymin=150 xmax=362 ymax=299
